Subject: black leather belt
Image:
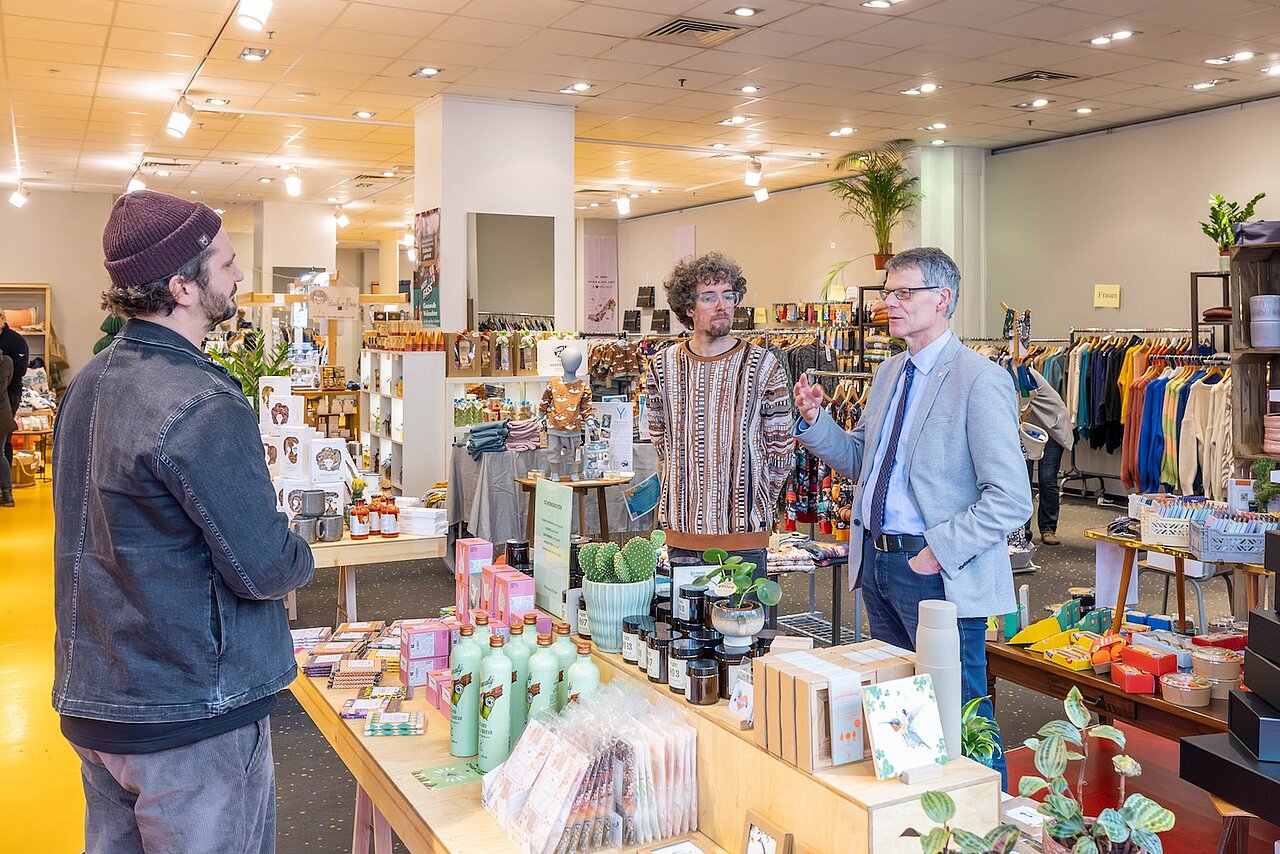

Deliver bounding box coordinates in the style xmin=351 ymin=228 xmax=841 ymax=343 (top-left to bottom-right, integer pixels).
xmin=872 ymin=534 xmax=926 ymax=553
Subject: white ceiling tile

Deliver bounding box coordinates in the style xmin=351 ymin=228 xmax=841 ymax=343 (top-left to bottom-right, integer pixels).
xmin=5 ymin=16 xmax=107 ymax=46
xmin=2 ymin=0 xmax=114 ymax=24
xmin=718 ymin=29 xmax=830 ymax=60
xmin=907 ymin=0 xmax=1042 ymax=28
xmin=457 ymin=0 xmax=580 ymax=26
xmin=768 ymin=6 xmax=885 ymax=39
xmin=112 ymin=2 xmax=226 ymax=36
xmin=790 ymin=40 xmax=901 ymax=69
xmin=854 ymin=18 xmax=967 ymax=49
xmin=862 ymin=50 xmax=958 ymax=76
xmin=334 ymin=4 xmax=448 ymax=38
xmin=313 ymin=29 xmax=421 ymax=58
xmin=929 ymin=30 xmax=1035 ymax=60
xmin=269 ymin=0 xmax=351 ymax=25
xmin=599 ymin=40 xmax=703 ymax=67
xmin=986 ymin=41 xmax=1097 ymax=68
xmin=429 ymin=16 xmax=540 ymax=47
xmin=1053 ymin=0 xmax=1163 ymax=13
xmin=551 ymin=5 xmax=672 ymax=39
xmin=986 ymin=5 xmax=1112 ymax=39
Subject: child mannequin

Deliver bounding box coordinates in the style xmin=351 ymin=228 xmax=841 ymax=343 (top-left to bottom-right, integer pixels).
xmin=540 ymin=346 xmax=591 ymax=480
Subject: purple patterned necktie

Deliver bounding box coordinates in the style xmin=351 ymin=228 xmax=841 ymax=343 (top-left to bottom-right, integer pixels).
xmin=869 ymin=360 xmax=916 ymax=540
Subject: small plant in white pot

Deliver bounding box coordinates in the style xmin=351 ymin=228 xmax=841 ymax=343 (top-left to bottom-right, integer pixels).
xmin=580 ymin=532 xmax=663 ymax=654
xmin=695 ymin=549 xmax=782 ymax=652
xmin=1200 ymin=191 xmax=1265 ymax=271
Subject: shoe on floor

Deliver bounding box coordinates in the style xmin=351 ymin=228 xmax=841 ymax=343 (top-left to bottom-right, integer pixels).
xmin=1041 ymin=532 xmax=1060 ymax=546
xmin=0 ymin=494 xmax=13 ymax=508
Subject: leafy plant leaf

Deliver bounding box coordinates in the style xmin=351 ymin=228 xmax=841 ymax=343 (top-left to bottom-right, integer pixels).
xmin=1017 ymin=776 xmax=1049 ymax=798
xmin=1094 ymin=808 xmax=1130 ymax=843
xmin=1050 ymin=777 xmax=1069 ymax=796
xmin=702 ymin=548 xmax=728 ymax=565
xmin=1121 ymin=794 xmax=1175 ymax=833
xmin=951 ymin=828 xmax=988 ymax=854
xmin=1087 ymin=724 xmax=1126 ymax=749
xmin=984 ymin=825 xmax=1021 ymax=854
xmin=1111 ymin=755 xmax=1142 ymax=778
xmin=1130 ymin=828 xmax=1162 ymax=854
xmin=920 ymin=826 xmax=949 ymax=854
xmin=920 ymin=791 xmax=955 ymax=825
xmin=754 ymin=579 xmax=783 ymax=607
xmin=1034 ymin=734 xmax=1068 ymax=780
xmin=1038 ymin=719 xmax=1083 ymax=746
xmin=724 ymin=555 xmax=744 ymax=565
xmin=1072 ymin=837 xmax=1098 ymax=854
xmin=1064 ymin=687 xmax=1091 ymax=729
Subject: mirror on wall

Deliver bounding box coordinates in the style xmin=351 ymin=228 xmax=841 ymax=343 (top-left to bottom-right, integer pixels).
xmin=466 ymin=213 xmax=554 ymax=328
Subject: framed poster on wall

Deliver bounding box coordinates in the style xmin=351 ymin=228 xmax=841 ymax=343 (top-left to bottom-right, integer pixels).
xmin=583 ymin=234 xmax=618 ymax=332
xmin=414 ymin=209 xmax=442 ymax=329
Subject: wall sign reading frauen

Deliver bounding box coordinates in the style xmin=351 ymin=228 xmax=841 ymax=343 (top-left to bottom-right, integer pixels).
xmin=414 ymin=209 xmax=442 ymax=328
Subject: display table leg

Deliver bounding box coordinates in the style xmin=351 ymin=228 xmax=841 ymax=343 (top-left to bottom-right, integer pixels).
xmin=596 ymin=487 xmax=610 ymax=540
xmin=352 ymin=785 xmax=393 ymax=854
xmin=337 ymin=565 xmax=357 ymax=625
xmin=525 ymin=490 xmax=536 ymax=543
xmin=832 ymin=562 xmax=843 ymax=646
xmin=1109 ymin=547 xmax=1137 ymax=632
xmin=1173 ymin=556 xmax=1188 ymax=634
xmin=577 ymin=492 xmax=588 ymax=539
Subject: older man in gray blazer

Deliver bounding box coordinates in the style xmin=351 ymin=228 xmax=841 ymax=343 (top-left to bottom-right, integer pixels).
xmin=794 ymin=247 xmax=1030 ymax=784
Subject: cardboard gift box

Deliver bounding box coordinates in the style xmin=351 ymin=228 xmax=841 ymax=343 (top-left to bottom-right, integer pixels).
xmin=278 ymin=426 xmax=313 ymax=479
xmin=1192 ymin=632 xmax=1248 ymax=651
xmin=275 ymin=477 xmax=311 ymax=519
xmin=494 ymin=571 xmax=535 ymax=624
xmin=1244 ymin=647 xmax=1280 ymax=710
xmin=445 ymin=332 xmax=483 ymax=377
xmin=401 ymin=622 xmax=452 ymax=660
xmin=1111 ymin=662 xmax=1156 ymax=694
xmin=454 ymin=539 xmax=492 ymax=621
xmin=399 ymin=655 xmax=449 ymax=688
xmin=309 ymin=437 xmax=347 ymax=484
xmin=266 ymin=393 xmax=306 ymax=428
xmin=257 ymin=375 xmax=292 ymax=428
xmin=1120 ymin=645 xmax=1178 ymax=676
xmin=1248 ymin=607 xmax=1280 ymax=664
xmin=261 ymin=433 xmax=283 ymax=477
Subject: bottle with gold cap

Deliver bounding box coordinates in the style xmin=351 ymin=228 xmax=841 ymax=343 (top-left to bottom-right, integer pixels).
xmin=477 ymin=635 xmax=513 ymax=771
xmin=551 ymin=623 xmax=577 ymax=710
xmin=506 ymin=620 xmax=532 ymax=744
xmin=471 ymin=611 xmax=492 ymax=651
xmin=565 ymin=640 xmax=600 ymax=706
xmin=526 ymin=633 xmax=558 ymax=719
xmin=449 ymin=625 xmax=482 ymax=757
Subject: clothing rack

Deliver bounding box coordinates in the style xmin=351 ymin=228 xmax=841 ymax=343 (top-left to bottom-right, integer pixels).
xmin=477 ymin=310 xmax=555 ymax=318
xmin=807 ymin=370 xmax=873 ymax=379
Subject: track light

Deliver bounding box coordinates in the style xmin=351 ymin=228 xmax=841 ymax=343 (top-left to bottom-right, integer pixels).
xmin=166 ymin=98 xmax=194 ymax=139
xmin=744 ymin=158 xmax=762 ymax=187
xmin=753 ymin=186 xmax=769 ymax=203
xmin=335 ymin=208 xmax=350 ymax=228
xmin=614 ymin=193 xmax=631 ymax=216
xmin=8 ymin=185 xmax=29 ymax=208
xmin=237 ymin=0 xmax=273 ymax=31
xmin=126 ymin=177 xmax=146 ymax=194
xmin=406 ymin=246 xmax=417 ymax=263
xmin=285 ymin=169 xmax=301 ymax=197
xmin=402 ymin=229 xmax=413 ymax=246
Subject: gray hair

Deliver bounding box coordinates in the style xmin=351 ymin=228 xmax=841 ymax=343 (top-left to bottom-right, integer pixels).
xmin=885 ymin=247 xmax=960 ymax=318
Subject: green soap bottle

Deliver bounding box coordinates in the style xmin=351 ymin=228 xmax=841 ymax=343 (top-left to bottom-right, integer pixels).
xmin=478 ymin=635 xmax=514 ymax=772
xmin=471 ymin=611 xmax=492 ymax=651
xmin=506 ymin=622 xmax=533 ymax=744
xmin=449 ymin=625 xmax=483 ymax=757
xmin=526 ymin=633 xmax=558 ymax=719
xmin=551 ymin=623 xmax=577 ymax=711
xmin=565 ymin=640 xmax=600 ymax=706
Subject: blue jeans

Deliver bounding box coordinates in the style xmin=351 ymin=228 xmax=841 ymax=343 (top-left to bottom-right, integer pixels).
xmin=861 ymin=536 xmax=1007 ymax=788
xmin=73 ymin=717 xmax=276 ymax=853
xmin=1025 ymin=437 xmax=1064 ymax=537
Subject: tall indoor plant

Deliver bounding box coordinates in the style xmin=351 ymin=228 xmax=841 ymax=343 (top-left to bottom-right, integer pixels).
xmin=695 ymin=549 xmax=782 ymax=652
xmin=827 ymin=139 xmax=923 ymax=273
xmin=1200 ymin=191 xmax=1265 ymax=271
xmin=580 ymin=532 xmax=663 ymax=653
xmin=209 ymin=332 xmax=291 ymax=413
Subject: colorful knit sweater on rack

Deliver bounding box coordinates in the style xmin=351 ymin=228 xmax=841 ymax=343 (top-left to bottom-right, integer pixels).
xmin=645 ymin=339 xmax=793 ymax=551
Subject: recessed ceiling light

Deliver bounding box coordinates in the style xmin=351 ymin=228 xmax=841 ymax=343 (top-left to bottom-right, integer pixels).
xmin=730 ymin=7 xmax=761 ymax=16
xmin=711 ymin=142 xmax=727 ymax=149
xmin=1013 ymin=98 xmax=1054 ymax=109
xmin=259 ymin=176 xmax=272 ymax=183
xmin=828 ymin=130 xmax=842 ymax=137
xmin=931 ymin=139 xmax=946 ymax=146
xmin=839 ymin=126 xmax=854 ymax=134
xmin=353 ymin=110 xmax=375 ymax=118
xmin=1112 ymin=30 xmax=1133 ymax=40
xmin=650 ymin=189 xmax=661 ymax=194
xmin=1206 ymin=51 xmax=1255 ymax=65
xmin=327 ymin=196 xmax=339 ymax=203
xmin=589 ymin=202 xmax=600 ymax=208
xmin=1075 ymin=106 xmax=1095 ymax=114
xmin=917 ymin=122 xmax=947 ymax=131
xmin=901 ymin=83 xmax=940 ymax=95
xmin=154 ymin=169 xmax=171 ymax=177
xmin=409 ymin=66 xmax=441 ymax=78
xmin=382 ymin=170 xmax=395 ymax=178
xmin=189 ymin=189 xmax=199 ymax=195
xmin=1189 ymin=78 xmax=1235 ymax=89
xmin=1264 ymin=65 xmax=1280 ymax=76
xmin=862 ymin=0 xmax=904 ymax=6
xmin=747 ymin=132 xmax=759 ymax=139
xmin=295 ymin=91 xmax=319 ymax=98
xmin=1087 ymin=30 xmax=1138 ymax=46
xmin=808 ymin=151 xmax=824 ymax=157
xmin=739 ymin=85 xmax=760 ymax=94
xmin=205 ymin=98 xmax=230 ymax=106
xmin=213 ymin=208 xmax=226 ymax=214
xmin=239 ymin=47 xmax=270 ymax=62
xmin=718 ymin=115 xmax=748 ymax=125
xmin=571 ymin=82 xmax=592 ymax=91
xmin=629 ymin=192 xmax=640 ymax=198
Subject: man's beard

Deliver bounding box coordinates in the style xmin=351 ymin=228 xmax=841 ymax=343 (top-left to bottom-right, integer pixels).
xmin=706 ymin=316 xmax=732 ymax=339
xmin=199 ymin=284 xmax=236 ymax=330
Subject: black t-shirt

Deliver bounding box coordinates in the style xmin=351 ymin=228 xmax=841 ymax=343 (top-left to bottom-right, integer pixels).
xmin=0 ymin=325 xmax=28 ymax=409
xmin=61 ymin=694 xmax=276 ymax=754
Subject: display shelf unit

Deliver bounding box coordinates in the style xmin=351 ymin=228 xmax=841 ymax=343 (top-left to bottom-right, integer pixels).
xmin=359 ymin=349 xmax=448 ymax=497
xmin=1228 ymin=243 xmax=1280 ymax=464
xmin=1190 ymin=270 xmax=1231 ymax=353
xmin=0 ymin=283 xmax=51 ymax=365
xmin=298 ymin=389 xmax=360 ymax=440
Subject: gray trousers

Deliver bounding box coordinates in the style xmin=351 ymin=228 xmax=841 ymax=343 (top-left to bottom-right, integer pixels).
xmin=73 ymin=717 xmax=276 ymax=854
xmin=548 ymin=431 xmax=583 ymax=479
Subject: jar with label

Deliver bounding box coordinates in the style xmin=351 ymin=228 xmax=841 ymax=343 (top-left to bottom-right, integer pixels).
xmin=686 ymin=659 xmax=719 ymax=706
xmin=380 ymin=497 xmax=400 ymax=538
xmin=577 ymin=597 xmax=591 ymax=640
xmin=714 ymin=643 xmax=752 ymax=700
xmin=368 ymin=495 xmax=383 ymax=534
xmin=676 ymin=584 xmax=707 ymax=626
xmin=636 ymin=623 xmax=652 ymax=671
xmin=647 ymin=631 xmax=674 ymax=684
xmin=667 ymin=638 xmax=701 ymax=695
xmin=349 ymin=499 xmax=370 ymax=540
xmin=703 ymin=591 xmax=730 ymax=628
xmin=622 ymin=615 xmax=653 ymax=665
xmin=506 ymin=539 xmax=531 ymax=572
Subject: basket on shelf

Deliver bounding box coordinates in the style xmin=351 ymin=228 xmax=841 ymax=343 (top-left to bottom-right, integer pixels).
xmin=1139 ymin=504 xmax=1193 ymax=548
xmin=1187 ymin=521 xmax=1265 ymax=564
xmin=1128 ymin=493 xmax=1158 ymax=520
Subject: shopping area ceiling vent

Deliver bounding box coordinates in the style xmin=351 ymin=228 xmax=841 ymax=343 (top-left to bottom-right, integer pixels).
xmin=993 ymin=70 xmax=1080 ymax=85
xmin=643 ymin=17 xmax=751 ymax=48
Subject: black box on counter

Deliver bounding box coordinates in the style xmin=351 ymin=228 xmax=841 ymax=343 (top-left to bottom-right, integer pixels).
xmin=1228 ymin=689 xmax=1280 ymax=762
xmin=1180 ymin=733 xmax=1280 ymax=821
xmin=1244 ymin=648 xmax=1280 ymax=711
xmin=1265 ymin=529 xmax=1280 ymax=572
xmin=1248 ymin=607 xmax=1280 ymax=665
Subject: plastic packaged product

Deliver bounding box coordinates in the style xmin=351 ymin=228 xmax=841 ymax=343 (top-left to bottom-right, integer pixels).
xmin=566 ymin=641 xmax=600 ymax=705
xmin=478 ymin=636 xmax=513 ymax=771
xmin=552 ymin=624 xmax=578 ymax=710
xmin=1159 ymin=672 xmax=1212 ymax=707
xmin=449 ymin=626 xmax=483 ymax=757
xmin=507 ymin=621 xmax=533 ymax=744
xmin=1191 ymin=646 xmax=1243 ymax=680
xmin=526 ymin=633 xmax=558 ymax=718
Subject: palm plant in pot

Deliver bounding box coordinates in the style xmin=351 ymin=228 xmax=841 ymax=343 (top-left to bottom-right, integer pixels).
xmin=209 ymin=332 xmax=291 ymax=414
xmin=580 ymin=531 xmax=663 ymax=654
xmin=826 ymin=138 xmax=923 ymax=280
xmin=1200 ymin=191 xmax=1265 ymax=271
xmin=694 ymin=549 xmax=782 ymax=652
xmin=1018 ymin=687 xmax=1174 ymax=853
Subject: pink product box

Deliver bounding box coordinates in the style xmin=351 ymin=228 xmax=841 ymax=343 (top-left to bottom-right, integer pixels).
xmin=424 ymin=671 xmax=441 ymax=707
xmin=511 ymin=610 xmax=552 ymax=637
xmin=436 ymin=676 xmax=453 ymax=715
xmin=399 ymin=655 xmax=449 ymax=688
xmin=455 ymin=539 xmax=493 ymax=621
xmin=482 ymin=564 xmax=505 ymax=614
xmin=400 ymin=622 xmax=451 ymax=660
xmin=495 ymin=571 xmax=536 ymax=623
xmin=427 ymin=669 xmax=451 ymax=710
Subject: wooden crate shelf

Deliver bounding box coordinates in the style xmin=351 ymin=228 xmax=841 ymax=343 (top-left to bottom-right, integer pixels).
xmin=1229 ymin=244 xmax=1280 ymax=466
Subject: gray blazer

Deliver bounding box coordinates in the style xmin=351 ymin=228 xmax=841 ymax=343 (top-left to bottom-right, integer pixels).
xmin=797 ymin=335 xmax=1032 ymax=618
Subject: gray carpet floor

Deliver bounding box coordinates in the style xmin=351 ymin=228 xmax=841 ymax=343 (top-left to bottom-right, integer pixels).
xmin=270 ymin=494 xmax=1239 ymax=853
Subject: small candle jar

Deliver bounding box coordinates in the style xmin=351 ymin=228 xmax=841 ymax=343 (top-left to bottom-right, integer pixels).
xmin=577 ymin=597 xmax=592 ymax=640
xmin=647 ymin=631 xmax=674 ymax=684
xmin=622 ymin=615 xmax=653 ymax=665
xmin=668 ymin=639 xmax=702 ymax=695
xmin=754 ymin=628 xmax=779 ymax=653
xmin=687 ymin=628 xmax=723 ymax=656
xmin=686 ymin=659 xmax=720 ymax=706
xmin=715 ymin=643 xmax=752 ymax=700
xmin=676 ymin=584 xmax=707 ymax=626
xmin=703 ymin=591 xmax=730 ymax=629
xmin=654 ymin=601 xmax=672 ymax=625
xmin=637 ymin=623 xmax=652 ymax=671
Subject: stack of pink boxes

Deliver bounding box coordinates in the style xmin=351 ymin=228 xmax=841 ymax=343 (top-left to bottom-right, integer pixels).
xmin=398 ymin=619 xmax=454 ymax=716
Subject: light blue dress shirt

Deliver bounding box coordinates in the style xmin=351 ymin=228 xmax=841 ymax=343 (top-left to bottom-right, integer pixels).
xmin=860 ymin=329 xmax=954 ymax=536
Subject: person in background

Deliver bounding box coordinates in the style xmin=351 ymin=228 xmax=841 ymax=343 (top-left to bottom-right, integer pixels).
xmin=646 ymin=251 xmax=793 ymax=583
xmin=792 ymin=247 xmax=1030 ymax=786
xmin=0 ymin=351 xmax=15 ymax=506
xmin=53 ymin=190 xmax=314 ymax=853
xmin=0 ymin=307 xmax=29 ymax=472
xmin=1014 ymin=365 xmax=1073 ymax=546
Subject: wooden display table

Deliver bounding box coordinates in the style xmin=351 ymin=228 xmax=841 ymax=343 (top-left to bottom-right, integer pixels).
xmin=1083 ymin=528 xmax=1269 ymax=629
xmin=986 ymin=641 xmax=1226 ymax=740
xmin=515 ymin=474 xmax=633 ymax=541
xmin=286 ymin=532 xmax=446 ymax=624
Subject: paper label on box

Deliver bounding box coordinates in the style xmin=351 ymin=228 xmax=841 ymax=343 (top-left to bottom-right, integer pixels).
xmin=313 ymin=654 xmax=342 ymax=663
xmin=345 ymin=660 xmax=377 ymax=669
xmin=348 ymin=699 xmax=384 ymax=710
xmin=727 ymin=677 xmax=754 ymax=725
xmin=369 ymin=686 xmax=401 ymax=696
xmin=828 ymin=672 xmax=864 ymax=765
xmin=377 ymin=712 xmax=412 ymax=724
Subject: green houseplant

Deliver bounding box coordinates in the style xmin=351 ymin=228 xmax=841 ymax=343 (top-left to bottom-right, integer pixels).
xmin=695 ymin=549 xmax=782 ymax=652
xmin=1251 ymin=458 xmax=1280 ymax=510
xmin=1017 ymin=687 xmax=1174 ymax=853
xmin=209 ymin=332 xmax=291 ymax=413
xmin=580 ymin=532 xmax=664 ymax=654
xmin=825 ymin=138 xmax=924 ymax=286
xmin=1200 ymin=192 xmax=1265 ymax=270
xmin=960 ymin=695 xmax=1002 ymax=769
xmin=902 ymin=790 xmax=1020 ymax=854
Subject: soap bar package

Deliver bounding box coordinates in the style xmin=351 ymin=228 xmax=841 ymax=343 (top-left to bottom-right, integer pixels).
xmin=401 ymin=622 xmax=451 ymax=660
xmin=277 ymin=426 xmax=313 ymax=480
xmin=257 ymin=376 xmax=293 ymax=428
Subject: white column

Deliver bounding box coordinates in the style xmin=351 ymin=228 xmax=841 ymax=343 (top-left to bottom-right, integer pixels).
xmin=377 ymin=237 xmax=401 ymax=295
xmin=414 ymin=95 xmax=575 ymax=331
xmin=902 ymin=146 xmax=988 ymax=340
xmin=252 ymin=200 xmax=340 ymax=360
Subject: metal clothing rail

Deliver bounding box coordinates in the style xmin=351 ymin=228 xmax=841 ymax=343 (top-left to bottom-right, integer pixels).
xmin=476 ymin=310 xmax=555 ymax=318
xmin=807 ymin=370 xmax=873 ymax=379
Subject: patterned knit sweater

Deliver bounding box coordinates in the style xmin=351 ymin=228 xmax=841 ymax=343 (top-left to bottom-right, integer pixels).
xmin=645 ymin=339 xmax=793 ymax=550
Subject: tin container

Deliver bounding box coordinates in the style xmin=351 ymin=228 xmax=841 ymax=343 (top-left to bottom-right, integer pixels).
xmin=1159 ymin=672 xmax=1212 ymax=707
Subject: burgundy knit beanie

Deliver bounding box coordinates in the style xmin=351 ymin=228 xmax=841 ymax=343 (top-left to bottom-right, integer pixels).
xmin=102 ymin=190 xmax=223 ymax=287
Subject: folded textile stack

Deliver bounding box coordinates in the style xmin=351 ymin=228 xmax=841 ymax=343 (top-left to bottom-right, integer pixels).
xmin=505 ymin=418 xmax=542 ymax=452
xmin=467 ymin=420 xmax=510 ymax=459
xmin=767 ymin=545 xmax=816 ymax=574
xmin=1202 ymin=305 xmax=1232 ymax=322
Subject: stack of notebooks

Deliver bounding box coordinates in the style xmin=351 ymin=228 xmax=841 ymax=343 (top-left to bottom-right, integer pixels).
xmin=400 ymin=507 xmax=448 ymax=536
xmin=365 ymin=710 xmax=425 ymax=736
xmin=290 ymin=626 xmax=333 ymax=653
xmin=327 ymin=659 xmax=386 ymax=690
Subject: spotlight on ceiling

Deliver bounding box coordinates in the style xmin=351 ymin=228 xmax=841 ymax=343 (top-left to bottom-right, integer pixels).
xmin=236 ymin=0 xmax=273 ymax=31
xmin=614 ymin=193 xmax=631 ymax=216
xmin=335 ymin=208 xmax=350 ymax=228
xmin=165 ymin=98 xmax=194 ymax=138
xmin=409 ymin=66 xmax=441 ymax=78
xmin=8 ymin=185 xmax=30 ymax=208
xmin=753 ymin=186 xmax=769 ymax=202
xmin=285 ymin=169 xmax=301 ymax=196
xmin=239 ymin=47 xmax=270 ymax=62
xmin=744 ymin=158 xmax=762 ymax=187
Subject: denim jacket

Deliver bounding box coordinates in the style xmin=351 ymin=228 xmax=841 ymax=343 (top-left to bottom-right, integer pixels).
xmin=52 ymin=320 xmax=315 ymax=723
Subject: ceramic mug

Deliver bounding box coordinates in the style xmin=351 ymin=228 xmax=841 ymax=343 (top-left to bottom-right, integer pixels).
xmin=289 ymin=515 xmax=319 ymax=544
xmin=299 ymin=489 xmax=327 ymax=517
xmin=318 ymin=514 xmax=344 ymax=542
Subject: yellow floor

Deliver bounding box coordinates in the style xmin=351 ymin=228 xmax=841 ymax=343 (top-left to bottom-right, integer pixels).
xmin=0 ymin=480 xmax=85 ymax=851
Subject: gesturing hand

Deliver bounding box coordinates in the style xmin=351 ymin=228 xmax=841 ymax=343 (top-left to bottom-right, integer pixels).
xmin=794 ymin=374 xmax=824 ymax=426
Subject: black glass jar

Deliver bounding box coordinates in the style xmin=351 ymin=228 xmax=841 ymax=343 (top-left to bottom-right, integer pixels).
xmin=686 ymin=659 xmax=720 ymax=705
xmin=676 ymin=584 xmax=708 ymax=626
xmin=646 ymin=631 xmax=675 ymax=684
xmin=754 ymin=628 xmax=779 ymax=653
xmin=668 ymin=638 xmax=702 ymax=695
xmin=622 ymin=615 xmax=653 ymax=665
xmin=505 ymin=539 xmax=531 ymax=571
xmin=714 ymin=643 xmax=752 ymax=700
xmin=703 ymin=591 xmax=730 ymax=629
xmin=687 ymin=628 xmax=722 ymax=656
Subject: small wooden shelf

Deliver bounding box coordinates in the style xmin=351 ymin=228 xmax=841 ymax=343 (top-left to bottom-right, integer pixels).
xmin=1229 ymin=243 xmax=1280 ymax=264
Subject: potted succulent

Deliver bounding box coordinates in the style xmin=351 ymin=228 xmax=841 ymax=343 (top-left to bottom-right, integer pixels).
xmin=580 ymin=531 xmax=664 ymax=653
xmin=1018 ymin=687 xmax=1175 ymax=853
xmin=902 ymin=790 xmax=1020 ymax=854
xmin=828 ymin=138 xmax=923 ymax=271
xmin=960 ymin=695 xmax=1003 ymax=769
xmin=1200 ymin=192 xmax=1265 ymax=271
xmin=694 ymin=549 xmax=782 ymax=652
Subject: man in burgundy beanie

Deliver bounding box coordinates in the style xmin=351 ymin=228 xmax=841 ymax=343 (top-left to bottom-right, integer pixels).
xmin=51 ymin=190 xmax=314 ymax=853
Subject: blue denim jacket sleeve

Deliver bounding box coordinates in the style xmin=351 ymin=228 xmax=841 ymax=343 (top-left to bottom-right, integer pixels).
xmin=157 ymin=389 xmax=315 ymax=601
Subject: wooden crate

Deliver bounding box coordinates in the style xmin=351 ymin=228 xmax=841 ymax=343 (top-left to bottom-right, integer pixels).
xmin=1228 ymin=244 xmax=1280 ymax=466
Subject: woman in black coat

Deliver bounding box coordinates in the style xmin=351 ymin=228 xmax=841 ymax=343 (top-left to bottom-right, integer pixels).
xmin=0 ymin=353 xmax=16 ymax=506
